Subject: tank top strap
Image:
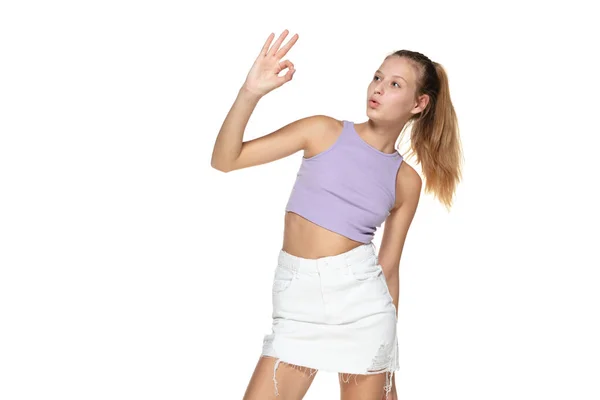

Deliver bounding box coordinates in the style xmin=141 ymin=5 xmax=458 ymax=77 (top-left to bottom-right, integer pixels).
xmin=340 ymin=119 xmax=360 ymax=145
xmin=340 ymin=120 xmax=352 ymax=140
xmin=344 ymin=120 xmax=402 ymax=160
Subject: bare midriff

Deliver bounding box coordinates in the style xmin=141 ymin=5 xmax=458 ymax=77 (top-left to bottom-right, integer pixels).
xmin=282 ymin=211 xmax=365 ymax=259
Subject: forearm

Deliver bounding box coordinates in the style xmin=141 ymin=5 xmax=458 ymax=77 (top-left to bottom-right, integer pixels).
xmin=211 ymin=86 xmax=262 ymax=171
xmin=385 ymin=272 xmax=399 ymax=392
xmin=385 ymin=272 xmax=399 ymax=319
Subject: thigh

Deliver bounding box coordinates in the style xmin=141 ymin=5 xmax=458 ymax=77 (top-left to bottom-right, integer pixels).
xmin=339 ymin=372 xmax=387 ymax=400
xmin=242 ymin=355 xmax=318 ymax=400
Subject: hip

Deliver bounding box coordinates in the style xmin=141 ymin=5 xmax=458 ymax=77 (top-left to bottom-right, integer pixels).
xmin=271 ymin=241 xmax=397 ymax=324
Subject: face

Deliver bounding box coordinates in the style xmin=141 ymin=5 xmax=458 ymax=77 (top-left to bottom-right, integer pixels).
xmin=366 ymin=56 xmax=428 ymax=123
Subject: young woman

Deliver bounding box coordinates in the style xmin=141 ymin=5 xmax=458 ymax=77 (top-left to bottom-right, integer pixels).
xmin=211 ymin=30 xmax=462 ymax=400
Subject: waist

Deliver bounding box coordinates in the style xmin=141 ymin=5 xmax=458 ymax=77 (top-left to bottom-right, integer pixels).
xmin=283 ymin=211 xmax=365 ymax=258
xmin=278 ymin=240 xmax=376 ymax=274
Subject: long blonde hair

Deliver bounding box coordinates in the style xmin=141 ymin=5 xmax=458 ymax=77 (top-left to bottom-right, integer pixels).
xmin=389 ymin=51 xmax=463 ymax=210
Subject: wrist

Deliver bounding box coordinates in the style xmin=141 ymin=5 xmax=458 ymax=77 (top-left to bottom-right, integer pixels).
xmin=239 ymin=84 xmax=264 ymax=100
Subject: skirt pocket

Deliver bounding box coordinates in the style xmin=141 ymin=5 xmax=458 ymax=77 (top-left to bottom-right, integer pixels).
xmin=346 ymin=254 xmax=382 ymax=281
xmin=377 ymin=271 xmax=398 ymax=321
xmin=272 ymin=264 xmax=297 ymax=294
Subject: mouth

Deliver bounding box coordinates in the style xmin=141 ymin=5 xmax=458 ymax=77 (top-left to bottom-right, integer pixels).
xmin=368 ymin=99 xmax=380 ymax=107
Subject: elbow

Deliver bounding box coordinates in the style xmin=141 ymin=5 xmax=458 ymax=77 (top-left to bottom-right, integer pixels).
xmin=211 ymin=161 xmax=229 ymax=172
xmin=211 ymin=158 xmax=232 ymax=173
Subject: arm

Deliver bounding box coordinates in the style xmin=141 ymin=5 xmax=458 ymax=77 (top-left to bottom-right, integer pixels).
xmin=210 ymin=110 xmax=334 ymax=172
xmin=378 ymin=166 xmax=421 ymax=397
xmin=211 ymin=30 xmax=313 ymax=172
xmin=378 ymin=166 xmax=422 ymax=317
xmin=210 ymin=86 xmax=262 ymax=171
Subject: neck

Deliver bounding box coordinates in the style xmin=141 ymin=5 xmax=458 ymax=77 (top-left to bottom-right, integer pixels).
xmin=357 ymin=119 xmax=405 ymax=153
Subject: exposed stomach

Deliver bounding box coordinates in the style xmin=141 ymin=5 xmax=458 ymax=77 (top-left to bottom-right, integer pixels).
xmin=282 ymin=211 xmax=365 ymax=259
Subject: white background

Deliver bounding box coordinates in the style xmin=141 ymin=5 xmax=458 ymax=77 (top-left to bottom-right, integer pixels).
xmin=1 ymin=0 xmax=599 ymax=399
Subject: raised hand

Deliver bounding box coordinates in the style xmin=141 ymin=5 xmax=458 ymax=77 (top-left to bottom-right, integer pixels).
xmin=242 ymin=30 xmax=299 ymax=97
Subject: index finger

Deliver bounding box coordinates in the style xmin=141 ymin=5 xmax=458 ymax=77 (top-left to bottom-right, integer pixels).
xmin=258 ymin=32 xmax=275 ymax=58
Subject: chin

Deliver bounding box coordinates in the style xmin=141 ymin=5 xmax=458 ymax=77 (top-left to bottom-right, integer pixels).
xmin=366 ymin=112 xmax=390 ymax=125
xmin=366 ymin=108 xmax=382 ymax=117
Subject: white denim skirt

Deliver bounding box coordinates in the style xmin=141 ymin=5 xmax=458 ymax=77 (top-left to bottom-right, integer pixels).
xmin=261 ymin=241 xmax=399 ymax=398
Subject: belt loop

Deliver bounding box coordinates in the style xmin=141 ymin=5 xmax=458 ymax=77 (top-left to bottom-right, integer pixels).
xmin=343 ymin=251 xmax=351 ymax=269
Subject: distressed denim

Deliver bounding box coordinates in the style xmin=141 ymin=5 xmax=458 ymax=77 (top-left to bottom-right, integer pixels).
xmin=261 ymin=241 xmax=399 ymax=398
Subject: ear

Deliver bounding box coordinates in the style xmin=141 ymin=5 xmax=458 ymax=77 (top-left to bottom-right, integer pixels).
xmin=414 ymin=93 xmax=430 ymax=114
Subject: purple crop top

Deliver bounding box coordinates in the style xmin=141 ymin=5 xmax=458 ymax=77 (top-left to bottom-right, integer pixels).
xmin=285 ymin=120 xmax=403 ymax=243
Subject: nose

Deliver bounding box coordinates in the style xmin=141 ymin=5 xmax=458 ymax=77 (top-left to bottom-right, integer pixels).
xmin=374 ymin=82 xmax=383 ymax=95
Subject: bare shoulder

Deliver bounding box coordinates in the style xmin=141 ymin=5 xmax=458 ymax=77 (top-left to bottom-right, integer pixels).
xmin=220 ymin=114 xmax=338 ymax=172
xmin=292 ymin=114 xmax=341 ymax=158
xmin=302 ymin=115 xmax=343 ymax=159
xmin=305 ymin=115 xmax=341 ymax=139
xmin=291 ymin=114 xmax=338 ymax=131
xmin=392 ymin=161 xmax=422 ymax=211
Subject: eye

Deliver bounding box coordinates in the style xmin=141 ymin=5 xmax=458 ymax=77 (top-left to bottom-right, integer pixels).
xmin=393 ymin=82 xmax=400 ymax=88
xmin=373 ymin=75 xmax=380 ymax=81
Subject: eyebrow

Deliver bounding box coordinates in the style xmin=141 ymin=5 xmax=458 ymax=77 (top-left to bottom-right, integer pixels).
xmin=376 ymin=70 xmax=407 ymax=84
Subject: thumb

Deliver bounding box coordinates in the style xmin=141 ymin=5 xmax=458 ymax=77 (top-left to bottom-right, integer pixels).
xmin=277 ymin=66 xmax=295 ymax=85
